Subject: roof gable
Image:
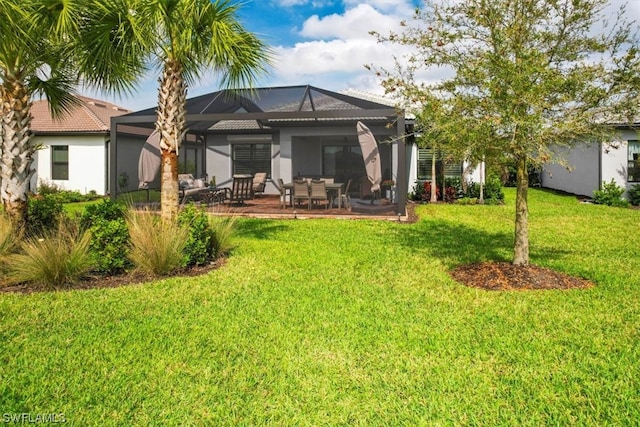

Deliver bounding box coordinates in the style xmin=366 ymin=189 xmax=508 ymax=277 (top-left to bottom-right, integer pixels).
xmin=31 ymin=96 xmax=130 ymax=134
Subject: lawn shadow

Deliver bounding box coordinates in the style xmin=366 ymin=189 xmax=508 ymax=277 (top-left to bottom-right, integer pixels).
xmin=234 ymin=219 xmax=290 ymax=240
xmin=394 ymin=217 xmax=513 ymax=267
xmin=395 ymin=216 xmax=574 ymax=268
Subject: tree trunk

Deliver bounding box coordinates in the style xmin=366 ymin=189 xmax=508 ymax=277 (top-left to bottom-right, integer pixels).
xmin=479 ymin=155 xmax=485 ymax=204
xmin=0 ymin=80 xmax=34 ymax=227
xmin=513 ymin=155 xmax=529 ymax=266
xmin=430 ymin=148 xmax=437 ymax=202
xmin=156 ymin=60 xmax=187 ymax=223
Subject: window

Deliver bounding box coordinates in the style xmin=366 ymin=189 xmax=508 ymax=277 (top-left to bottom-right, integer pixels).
xmin=417 ymin=148 xmax=462 ymax=180
xmin=51 ymin=146 xmax=69 ymax=180
xmin=322 ymin=145 xmax=365 ymax=179
xmin=628 ymin=140 xmax=640 ymax=182
xmin=232 ymin=143 xmax=271 ymax=176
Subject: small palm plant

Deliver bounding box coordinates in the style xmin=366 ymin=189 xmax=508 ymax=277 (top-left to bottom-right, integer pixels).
xmin=127 ymin=210 xmax=189 ymax=276
xmin=7 ymin=219 xmax=92 ymax=289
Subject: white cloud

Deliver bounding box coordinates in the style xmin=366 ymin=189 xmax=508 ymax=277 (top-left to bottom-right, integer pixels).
xmin=342 ymin=0 xmax=416 ymax=14
xmin=300 ymin=3 xmax=411 ymax=40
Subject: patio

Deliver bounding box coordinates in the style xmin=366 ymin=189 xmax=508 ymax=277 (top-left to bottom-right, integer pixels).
xmin=136 ymin=194 xmax=403 ymax=220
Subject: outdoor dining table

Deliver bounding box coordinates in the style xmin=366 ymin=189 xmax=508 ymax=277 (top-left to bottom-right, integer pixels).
xmin=283 ymin=181 xmax=345 ymax=209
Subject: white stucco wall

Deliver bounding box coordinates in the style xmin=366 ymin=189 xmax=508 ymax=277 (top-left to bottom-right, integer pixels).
xmin=542 ymin=130 xmax=636 ymax=197
xmin=542 ymin=143 xmax=600 ymax=197
xmin=602 ymin=130 xmax=635 ymax=194
xmin=31 ymin=135 xmax=107 ymax=195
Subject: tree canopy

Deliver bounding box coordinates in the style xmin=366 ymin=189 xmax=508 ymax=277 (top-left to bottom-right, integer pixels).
xmin=372 ymin=0 xmax=640 ymax=265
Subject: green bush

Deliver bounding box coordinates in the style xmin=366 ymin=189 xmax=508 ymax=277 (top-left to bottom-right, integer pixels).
xmin=178 ymin=204 xmax=215 ymax=266
xmin=28 ymin=195 xmax=63 ymax=236
xmin=593 ymin=179 xmax=629 ymax=207
xmin=37 ymin=180 xmax=101 ymax=203
xmin=466 ymin=175 xmax=505 ymax=202
xmin=627 ymin=184 xmax=640 ymax=206
xmin=127 ymin=211 xmax=188 ymax=276
xmin=6 ymin=219 xmax=92 ymax=289
xmin=456 ymin=197 xmax=478 ymax=205
xmin=81 ymin=200 xmax=130 ymax=274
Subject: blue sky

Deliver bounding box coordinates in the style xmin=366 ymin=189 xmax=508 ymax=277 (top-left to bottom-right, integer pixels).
xmin=93 ymin=0 xmax=422 ymax=110
xmin=93 ymin=0 xmax=640 ymax=111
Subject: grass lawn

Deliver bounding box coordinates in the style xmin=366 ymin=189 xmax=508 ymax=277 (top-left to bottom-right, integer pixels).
xmin=1 ymin=188 xmax=638 ymax=425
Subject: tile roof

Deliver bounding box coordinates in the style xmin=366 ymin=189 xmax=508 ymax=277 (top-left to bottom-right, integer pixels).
xmin=31 ymin=96 xmax=131 ymax=134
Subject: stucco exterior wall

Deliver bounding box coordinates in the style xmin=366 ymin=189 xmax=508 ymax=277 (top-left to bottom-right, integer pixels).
xmin=31 ymin=134 xmax=107 ymax=194
xmin=203 ymin=124 xmax=397 ymax=196
xmin=542 ymin=143 xmax=600 ymax=197
xmin=542 ymin=129 xmax=637 ymax=198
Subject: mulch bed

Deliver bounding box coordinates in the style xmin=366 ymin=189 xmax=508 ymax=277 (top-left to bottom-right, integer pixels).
xmin=0 ymin=258 xmax=226 ymax=294
xmin=450 ymin=261 xmax=594 ymax=291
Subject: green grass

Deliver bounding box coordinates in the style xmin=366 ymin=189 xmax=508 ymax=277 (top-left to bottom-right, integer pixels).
xmin=1 ymin=188 xmax=639 ymax=425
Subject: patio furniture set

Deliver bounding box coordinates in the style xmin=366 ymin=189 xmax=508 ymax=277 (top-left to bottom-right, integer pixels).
xmin=179 ymin=173 xmax=266 ymax=206
xmin=280 ymin=178 xmax=352 ymax=210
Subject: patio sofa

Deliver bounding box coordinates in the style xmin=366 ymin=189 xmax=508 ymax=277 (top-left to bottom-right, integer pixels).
xmin=178 ymin=173 xmax=209 ymax=203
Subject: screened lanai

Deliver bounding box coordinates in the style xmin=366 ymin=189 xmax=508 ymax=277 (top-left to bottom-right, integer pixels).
xmin=110 ymin=85 xmax=409 ymax=214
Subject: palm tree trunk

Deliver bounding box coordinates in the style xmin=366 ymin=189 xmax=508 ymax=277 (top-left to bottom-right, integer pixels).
xmin=0 ymin=80 xmax=34 ymax=226
xmin=513 ymin=155 xmax=529 ymax=266
xmin=156 ymin=60 xmax=187 ymax=222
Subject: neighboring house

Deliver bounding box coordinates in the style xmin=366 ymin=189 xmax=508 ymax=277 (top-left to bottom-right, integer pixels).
xmin=542 ymin=126 xmax=640 ymax=197
xmin=30 ymin=96 xmax=131 ymax=195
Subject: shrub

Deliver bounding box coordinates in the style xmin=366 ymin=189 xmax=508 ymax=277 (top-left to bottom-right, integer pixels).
xmin=423 ymin=181 xmax=440 ymax=202
xmin=456 ymin=197 xmax=478 ymax=205
xmin=466 ymin=175 xmax=505 ymax=202
xmin=7 ymin=219 xmax=92 ymax=289
xmin=127 ymin=211 xmax=189 ymax=276
xmin=503 ymin=162 xmax=542 ymax=187
xmin=209 ymin=215 xmax=238 ymax=257
xmin=178 ymin=204 xmax=215 ymax=266
xmin=37 ymin=180 xmax=101 ymax=203
xmin=28 ymin=194 xmax=63 ymax=236
xmin=593 ymin=179 xmax=629 ymax=207
xmin=627 ymin=184 xmax=640 ymax=206
xmin=409 ymin=180 xmax=425 ymax=201
xmin=81 ymin=200 xmax=130 ymax=274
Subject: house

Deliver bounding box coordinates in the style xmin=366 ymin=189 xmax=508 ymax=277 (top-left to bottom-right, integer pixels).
xmin=110 ymin=85 xmax=411 ymax=214
xmin=542 ymin=126 xmax=640 ymax=197
xmin=30 ymin=96 xmax=131 ymax=195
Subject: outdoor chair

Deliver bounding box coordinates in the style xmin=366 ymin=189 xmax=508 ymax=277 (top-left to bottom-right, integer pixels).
xmin=276 ymin=178 xmax=288 ymax=209
xmin=217 ymin=174 xmax=254 ymax=205
xmin=338 ymin=178 xmax=353 ymax=209
xmin=292 ymin=180 xmax=310 ymax=209
xmin=310 ymin=179 xmax=329 ymax=210
xmin=252 ymin=172 xmax=267 ymax=197
xmin=178 ymin=173 xmax=209 ymax=204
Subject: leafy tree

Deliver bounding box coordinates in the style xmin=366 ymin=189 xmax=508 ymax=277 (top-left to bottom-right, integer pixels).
xmin=0 ymin=0 xmax=142 ymax=227
xmin=372 ymin=0 xmax=640 ymax=265
xmin=127 ymin=0 xmax=271 ymax=222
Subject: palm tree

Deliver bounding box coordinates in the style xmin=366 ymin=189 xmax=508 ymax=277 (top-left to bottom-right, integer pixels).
xmin=0 ymin=0 xmax=143 ymax=227
xmin=131 ymin=0 xmax=271 ymax=222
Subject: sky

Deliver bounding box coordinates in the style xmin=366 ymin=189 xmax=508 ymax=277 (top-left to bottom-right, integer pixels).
xmin=91 ymin=0 xmax=640 ymax=112
xmin=90 ymin=0 xmax=423 ymax=111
